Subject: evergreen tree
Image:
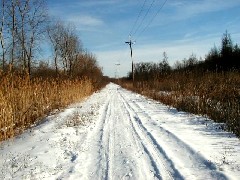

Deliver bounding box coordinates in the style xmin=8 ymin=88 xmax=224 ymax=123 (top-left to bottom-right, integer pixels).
xmin=220 ymin=31 xmax=234 ymax=70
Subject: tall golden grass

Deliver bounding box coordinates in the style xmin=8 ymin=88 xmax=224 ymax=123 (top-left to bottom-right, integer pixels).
xmin=0 ymin=72 xmax=94 ymax=141
xmin=120 ymin=71 xmax=240 ymax=137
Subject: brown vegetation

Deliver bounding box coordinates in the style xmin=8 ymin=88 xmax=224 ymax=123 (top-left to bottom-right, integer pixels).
xmin=0 ymin=71 xmax=96 ymax=141
xmin=120 ymin=71 xmax=240 ymax=137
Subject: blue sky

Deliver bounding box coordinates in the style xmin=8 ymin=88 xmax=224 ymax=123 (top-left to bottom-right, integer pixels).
xmin=47 ymin=0 xmax=240 ymax=77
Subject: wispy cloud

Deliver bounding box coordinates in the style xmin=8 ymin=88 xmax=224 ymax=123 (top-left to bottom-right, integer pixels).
xmin=67 ymin=15 xmax=104 ymax=27
xmin=77 ymin=0 xmax=120 ymax=7
xmin=168 ymin=0 xmax=240 ymax=21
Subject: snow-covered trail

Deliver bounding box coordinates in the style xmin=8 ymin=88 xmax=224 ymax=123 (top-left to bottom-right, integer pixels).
xmin=1 ymin=83 xmax=240 ymax=179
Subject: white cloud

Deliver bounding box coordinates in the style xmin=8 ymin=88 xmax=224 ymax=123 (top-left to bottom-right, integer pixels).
xmin=169 ymin=0 xmax=240 ymax=20
xmin=78 ymin=0 xmax=119 ymax=7
xmin=66 ymin=15 xmax=104 ymax=27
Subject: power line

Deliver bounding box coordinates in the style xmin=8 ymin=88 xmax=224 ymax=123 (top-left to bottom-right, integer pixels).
xmin=136 ymin=0 xmax=168 ymax=40
xmin=129 ymin=0 xmax=147 ymax=36
xmin=132 ymin=0 xmax=156 ymax=37
xmin=125 ymin=0 xmax=168 ymax=79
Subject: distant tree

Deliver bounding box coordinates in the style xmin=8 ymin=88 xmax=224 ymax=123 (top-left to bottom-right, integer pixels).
xmin=58 ymin=24 xmax=81 ymax=75
xmin=163 ymin=51 xmax=168 ymax=62
xmin=205 ymin=45 xmax=220 ymax=61
xmin=47 ymin=21 xmax=82 ymax=75
xmin=184 ymin=53 xmax=198 ymax=71
xmin=173 ymin=60 xmax=182 ymax=70
xmin=47 ymin=21 xmax=63 ymax=74
xmin=221 ymin=31 xmax=233 ymax=57
xmin=162 ymin=51 xmax=171 ymax=74
xmin=233 ymin=44 xmax=240 ymax=70
xmin=205 ymin=31 xmax=240 ymax=71
xmin=205 ymin=45 xmax=220 ymax=69
xmin=220 ymin=31 xmax=234 ymax=70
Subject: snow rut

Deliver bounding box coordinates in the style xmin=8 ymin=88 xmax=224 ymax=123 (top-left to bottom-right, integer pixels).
xmin=119 ymin=88 xmax=227 ymax=180
xmin=119 ymin=91 xmax=179 ymax=180
xmin=82 ymin=86 xmax=179 ymax=179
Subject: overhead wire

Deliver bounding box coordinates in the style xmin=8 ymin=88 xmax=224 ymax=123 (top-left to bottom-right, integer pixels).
xmin=124 ymin=0 xmax=168 ymax=77
xmin=135 ymin=0 xmax=168 ymax=40
xmin=129 ymin=0 xmax=147 ymax=37
xmin=132 ymin=0 xmax=156 ymax=37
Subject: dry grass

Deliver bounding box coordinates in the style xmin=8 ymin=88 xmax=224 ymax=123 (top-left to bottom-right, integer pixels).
xmin=120 ymin=71 xmax=240 ymax=137
xmin=0 ymin=72 xmax=94 ymax=141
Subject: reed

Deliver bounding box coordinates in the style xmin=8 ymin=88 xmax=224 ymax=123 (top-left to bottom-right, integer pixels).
xmin=120 ymin=71 xmax=240 ymax=137
xmin=0 ymin=72 xmax=94 ymax=141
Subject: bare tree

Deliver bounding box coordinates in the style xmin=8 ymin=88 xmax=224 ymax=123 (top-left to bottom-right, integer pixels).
xmin=0 ymin=0 xmax=6 ymax=71
xmin=66 ymin=30 xmax=81 ymax=74
xmin=48 ymin=21 xmax=82 ymax=75
xmin=6 ymin=0 xmax=17 ymax=67
xmin=47 ymin=21 xmax=63 ymax=74
xmin=15 ymin=0 xmax=48 ymax=74
xmin=58 ymin=24 xmax=80 ymax=75
xmin=16 ymin=0 xmax=29 ymax=71
xmin=1 ymin=0 xmax=47 ymax=74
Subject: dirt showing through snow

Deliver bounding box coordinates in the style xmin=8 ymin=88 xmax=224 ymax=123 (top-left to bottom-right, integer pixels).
xmin=1 ymin=83 xmax=240 ymax=179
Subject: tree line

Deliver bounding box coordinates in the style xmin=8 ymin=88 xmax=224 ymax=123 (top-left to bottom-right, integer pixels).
xmin=0 ymin=0 xmax=102 ymax=79
xmin=128 ymin=31 xmax=240 ymax=81
xmin=129 ymin=51 xmax=171 ymax=82
xmin=204 ymin=31 xmax=240 ymax=71
xmin=174 ymin=31 xmax=240 ymax=72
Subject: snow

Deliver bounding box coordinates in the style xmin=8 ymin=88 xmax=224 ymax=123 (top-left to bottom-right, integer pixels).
xmin=1 ymin=83 xmax=240 ymax=180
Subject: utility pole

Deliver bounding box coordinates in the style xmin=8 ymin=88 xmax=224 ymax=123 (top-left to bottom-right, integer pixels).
xmin=125 ymin=38 xmax=135 ymax=83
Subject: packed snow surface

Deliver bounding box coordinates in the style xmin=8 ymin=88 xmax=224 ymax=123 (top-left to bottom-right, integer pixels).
xmin=1 ymin=83 xmax=240 ymax=179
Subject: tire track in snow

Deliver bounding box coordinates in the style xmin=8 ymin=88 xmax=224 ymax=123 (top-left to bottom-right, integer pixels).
xmin=97 ymin=95 xmax=111 ymax=179
xmin=79 ymin=87 xmax=143 ymax=179
xmin=102 ymin=93 xmax=116 ymax=180
xmin=125 ymin=110 xmax=166 ymax=180
xmin=131 ymin=96 xmax=228 ymax=179
xmin=120 ymin=88 xmax=227 ymax=179
xmin=97 ymin=87 xmax=164 ymax=179
xmin=92 ymin=88 xmax=123 ymax=179
xmin=76 ymin=93 xmax=111 ymax=180
xmin=117 ymin=90 xmax=163 ymax=179
xmin=119 ymin=91 xmax=178 ymax=180
xmin=59 ymin=92 xmax=112 ymax=180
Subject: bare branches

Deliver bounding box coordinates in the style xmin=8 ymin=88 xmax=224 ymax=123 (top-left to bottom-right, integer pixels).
xmin=47 ymin=21 xmax=82 ymax=75
xmin=0 ymin=0 xmax=48 ymax=74
xmin=0 ymin=0 xmax=6 ymax=70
